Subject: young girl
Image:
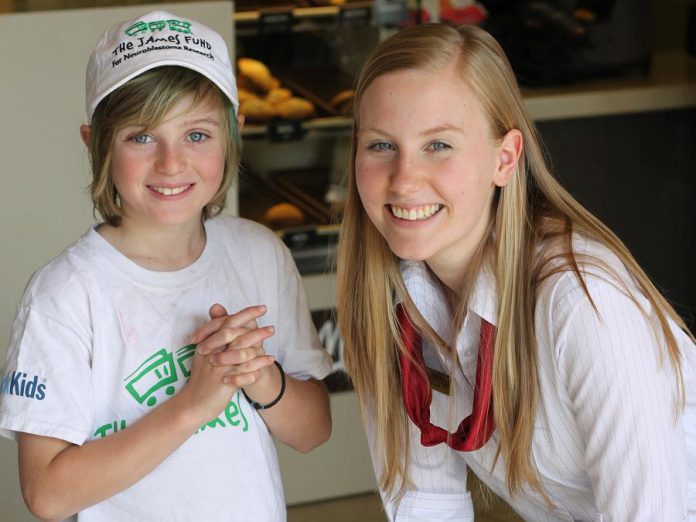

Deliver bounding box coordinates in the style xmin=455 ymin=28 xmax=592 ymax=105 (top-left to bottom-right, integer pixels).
xmin=336 ymin=23 xmax=696 ymax=521
xmin=0 ymin=10 xmax=332 ymax=521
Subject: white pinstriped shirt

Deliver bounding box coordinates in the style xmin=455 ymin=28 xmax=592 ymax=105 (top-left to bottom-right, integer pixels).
xmin=366 ymin=236 xmax=696 ymax=521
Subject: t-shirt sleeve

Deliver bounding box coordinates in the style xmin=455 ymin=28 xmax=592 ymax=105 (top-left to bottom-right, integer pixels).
xmin=270 ymin=240 xmax=333 ymax=381
xmin=555 ymin=277 xmax=688 ymax=520
xmin=0 ymin=299 xmax=94 ymax=446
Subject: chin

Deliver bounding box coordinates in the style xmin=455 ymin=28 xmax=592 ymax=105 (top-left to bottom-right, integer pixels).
xmin=386 ymin=240 xmax=433 ymax=262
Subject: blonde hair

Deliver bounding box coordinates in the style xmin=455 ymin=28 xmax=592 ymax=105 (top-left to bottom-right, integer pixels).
xmin=336 ymin=23 xmax=690 ymax=502
xmin=86 ymin=66 xmax=241 ymax=226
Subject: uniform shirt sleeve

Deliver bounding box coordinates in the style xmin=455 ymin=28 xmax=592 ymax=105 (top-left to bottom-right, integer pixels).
xmin=0 ymin=301 xmax=94 ymax=446
xmin=269 ymin=238 xmax=333 ymax=381
xmin=555 ymin=276 xmax=687 ymax=521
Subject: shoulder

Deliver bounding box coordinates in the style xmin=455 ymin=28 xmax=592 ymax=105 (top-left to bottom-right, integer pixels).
xmin=207 ymin=214 xmax=287 ymax=254
xmin=20 ymin=228 xmax=103 ymax=310
xmin=533 ymin=234 xmax=653 ymax=357
xmin=10 ymin=229 xmax=103 ymax=354
xmin=534 ymin=233 xmax=636 ymax=313
xmin=206 ymin=214 xmax=297 ymax=284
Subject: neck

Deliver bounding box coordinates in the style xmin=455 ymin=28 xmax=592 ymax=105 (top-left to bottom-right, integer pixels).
xmin=97 ymin=218 xmax=207 ymax=271
xmin=426 ymin=255 xmax=470 ymax=297
xmin=427 ymin=202 xmax=494 ymax=298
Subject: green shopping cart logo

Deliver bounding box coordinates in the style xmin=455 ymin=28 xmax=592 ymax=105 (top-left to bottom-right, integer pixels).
xmin=125 ymin=344 xmax=196 ymax=407
xmin=125 ymin=18 xmax=193 ymax=37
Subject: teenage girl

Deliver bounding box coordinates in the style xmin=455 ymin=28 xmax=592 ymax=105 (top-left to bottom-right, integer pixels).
xmin=337 ymin=23 xmax=695 ymax=521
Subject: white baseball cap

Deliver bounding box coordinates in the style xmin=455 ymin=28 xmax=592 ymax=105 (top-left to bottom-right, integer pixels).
xmin=85 ymin=10 xmax=238 ymax=120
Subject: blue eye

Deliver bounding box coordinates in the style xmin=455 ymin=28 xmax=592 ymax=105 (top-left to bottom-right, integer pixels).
xmin=131 ymin=134 xmax=153 ymax=144
xmin=428 ymin=141 xmax=451 ymax=152
xmin=369 ymin=141 xmax=395 ymax=152
xmin=188 ymin=131 xmax=207 ymax=143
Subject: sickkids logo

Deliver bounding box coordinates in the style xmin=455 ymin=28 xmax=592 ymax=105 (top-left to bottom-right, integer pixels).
xmin=0 ymin=370 xmax=47 ymax=401
xmin=110 ymin=16 xmax=213 ymax=68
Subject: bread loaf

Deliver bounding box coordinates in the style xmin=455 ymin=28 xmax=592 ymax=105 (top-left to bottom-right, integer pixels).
xmin=238 ymin=88 xmax=260 ymax=105
xmin=266 ymin=87 xmax=293 ymax=105
xmin=330 ymin=89 xmax=355 ymax=115
xmin=264 ymin=202 xmax=306 ymax=229
xmin=274 ymin=97 xmax=315 ymax=119
xmin=239 ymin=98 xmax=275 ymax=121
xmin=237 ymin=58 xmax=275 ymax=93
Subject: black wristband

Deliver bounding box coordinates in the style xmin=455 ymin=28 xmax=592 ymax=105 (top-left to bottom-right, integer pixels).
xmin=242 ymin=361 xmax=286 ymax=410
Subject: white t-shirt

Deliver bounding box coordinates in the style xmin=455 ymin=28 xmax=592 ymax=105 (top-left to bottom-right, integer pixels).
xmin=0 ymin=215 xmax=333 ymax=522
xmin=368 ymin=235 xmax=696 ymax=522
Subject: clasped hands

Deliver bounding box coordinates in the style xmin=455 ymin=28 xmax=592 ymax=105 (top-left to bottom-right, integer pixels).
xmin=192 ymin=303 xmax=275 ymax=385
xmin=180 ymin=303 xmax=277 ymax=423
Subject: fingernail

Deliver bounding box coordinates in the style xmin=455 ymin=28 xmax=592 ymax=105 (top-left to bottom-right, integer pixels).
xmin=268 ymin=325 xmax=275 ymax=334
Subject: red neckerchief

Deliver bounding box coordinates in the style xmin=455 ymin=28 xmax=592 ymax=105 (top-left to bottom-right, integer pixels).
xmin=396 ymin=303 xmax=495 ymax=451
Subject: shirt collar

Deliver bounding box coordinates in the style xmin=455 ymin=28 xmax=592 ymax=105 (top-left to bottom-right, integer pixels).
xmin=399 ymin=259 xmax=499 ymax=335
xmin=467 ymin=261 xmax=498 ymax=328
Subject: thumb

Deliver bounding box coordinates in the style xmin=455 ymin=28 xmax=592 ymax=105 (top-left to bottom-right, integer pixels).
xmin=209 ymin=303 xmax=229 ymax=319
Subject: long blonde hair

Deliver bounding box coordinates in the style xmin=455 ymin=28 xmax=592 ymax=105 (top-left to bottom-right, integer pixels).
xmin=336 ymin=23 xmax=690 ymax=501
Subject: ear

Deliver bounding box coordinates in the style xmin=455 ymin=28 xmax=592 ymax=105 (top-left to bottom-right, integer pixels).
xmin=493 ymin=129 xmax=523 ymax=187
xmin=236 ymin=113 xmax=245 ymax=132
xmin=79 ymin=124 xmax=91 ymax=147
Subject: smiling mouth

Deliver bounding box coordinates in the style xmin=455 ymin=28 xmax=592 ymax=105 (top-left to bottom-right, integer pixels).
xmin=390 ymin=204 xmax=442 ymax=221
xmin=149 ymin=184 xmax=192 ymax=196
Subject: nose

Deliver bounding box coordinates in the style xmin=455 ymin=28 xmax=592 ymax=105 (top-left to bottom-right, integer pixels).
xmin=155 ymin=142 xmax=185 ymax=176
xmin=389 ymin=152 xmax=422 ymax=197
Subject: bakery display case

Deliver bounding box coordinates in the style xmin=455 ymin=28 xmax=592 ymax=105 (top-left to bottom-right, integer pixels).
xmin=226 ymin=7 xmax=381 ymax=501
xmin=231 ymin=1 xmax=381 ymax=273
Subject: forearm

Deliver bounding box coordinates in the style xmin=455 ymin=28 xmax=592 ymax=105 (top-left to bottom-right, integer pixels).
xmin=245 ymin=369 xmax=331 ymax=452
xmin=19 ymin=392 xmax=202 ymax=520
xmin=190 ymin=305 xmax=331 ymax=452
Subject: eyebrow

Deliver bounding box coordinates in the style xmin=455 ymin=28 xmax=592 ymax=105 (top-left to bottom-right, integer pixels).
xmin=358 ymin=124 xmax=465 ymax=137
xmin=181 ymin=115 xmax=224 ymax=127
xmin=419 ymin=124 xmax=465 ymax=136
